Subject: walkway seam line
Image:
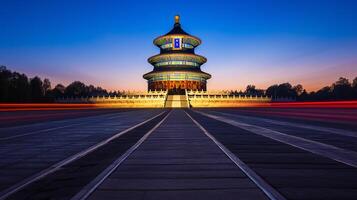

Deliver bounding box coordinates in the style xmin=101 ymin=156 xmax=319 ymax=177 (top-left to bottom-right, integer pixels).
xmin=185 ymin=110 xmax=286 ymax=200
xmin=0 ymin=123 xmax=82 ymax=140
xmin=197 ymin=110 xmax=357 ymax=168
xmin=0 ymin=110 xmax=167 ymax=200
xmin=212 ymin=111 xmax=357 ymax=139
xmin=71 ymin=110 xmax=172 ymax=200
xmin=0 ymin=110 xmax=140 ymax=140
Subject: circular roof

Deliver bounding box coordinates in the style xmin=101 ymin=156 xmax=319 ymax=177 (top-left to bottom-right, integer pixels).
xmin=153 ymin=16 xmax=201 ymax=47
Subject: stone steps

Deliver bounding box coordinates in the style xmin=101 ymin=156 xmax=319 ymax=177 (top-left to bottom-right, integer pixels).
xmin=165 ymin=95 xmax=189 ymax=108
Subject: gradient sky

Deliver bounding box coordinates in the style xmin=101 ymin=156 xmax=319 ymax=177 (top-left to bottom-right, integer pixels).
xmin=1 ymin=0 xmax=357 ymax=92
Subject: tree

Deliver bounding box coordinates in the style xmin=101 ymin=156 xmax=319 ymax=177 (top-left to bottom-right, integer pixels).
xmin=293 ymin=84 xmax=303 ymax=96
xmin=278 ymin=83 xmax=296 ymax=97
xmin=0 ymin=66 xmax=11 ymax=101
xmin=352 ymin=77 xmax=357 ymax=88
xmin=43 ymin=78 xmax=51 ymax=96
xmin=64 ymin=81 xmax=87 ymax=97
xmin=0 ymin=66 xmax=30 ymax=102
xmin=8 ymin=72 xmax=30 ymax=102
xmin=314 ymin=86 xmax=332 ymax=100
xmin=265 ymin=83 xmax=298 ymax=99
xmin=30 ymin=76 xmax=44 ymax=101
xmin=265 ymin=84 xmax=279 ymax=98
xmin=52 ymin=84 xmax=66 ymax=98
xmin=331 ymin=77 xmax=353 ymax=100
xmin=298 ymin=89 xmax=309 ymax=101
xmin=245 ymin=85 xmax=256 ymax=95
xmin=353 ymin=77 xmax=357 ymax=98
xmin=244 ymin=85 xmax=264 ymax=96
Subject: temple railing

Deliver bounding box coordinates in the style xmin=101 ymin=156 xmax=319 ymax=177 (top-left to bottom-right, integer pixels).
xmin=186 ymin=91 xmax=272 ymax=107
xmin=187 ymin=94 xmax=271 ymax=101
xmin=55 ymin=90 xmax=168 ymax=107
xmin=187 ymin=97 xmax=271 ymax=108
xmin=54 ymin=89 xmax=274 ymax=108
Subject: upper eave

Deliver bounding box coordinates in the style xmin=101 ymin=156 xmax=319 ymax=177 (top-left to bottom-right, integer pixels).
xmin=153 ymin=34 xmax=201 ymax=47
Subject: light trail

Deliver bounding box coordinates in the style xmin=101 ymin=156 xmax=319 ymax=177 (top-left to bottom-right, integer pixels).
xmin=222 ymin=109 xmax=357 ymax=122
xmin=1 ymin=100 xmax=357 ymax=112
xmin=265 ymin=100 xmax=357 ymax=108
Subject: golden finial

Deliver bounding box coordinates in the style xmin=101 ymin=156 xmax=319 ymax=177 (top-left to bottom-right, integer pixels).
xmin=174 ymin=15 xmax=180 ymax=24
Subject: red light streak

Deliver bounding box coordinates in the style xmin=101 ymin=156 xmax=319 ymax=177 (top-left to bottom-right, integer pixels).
xmin=266 ymin=101 xmax=357 ymax=108
xmin=0 ymin=101 xmax=356 ymax=112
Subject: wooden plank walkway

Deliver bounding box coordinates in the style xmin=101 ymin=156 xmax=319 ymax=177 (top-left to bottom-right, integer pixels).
xmin=87 ymin=109 xmax=269 ymax=200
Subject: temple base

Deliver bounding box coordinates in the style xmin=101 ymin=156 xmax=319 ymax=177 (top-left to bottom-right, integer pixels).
xmin=148 ymin=80 xmax=206 ymax=94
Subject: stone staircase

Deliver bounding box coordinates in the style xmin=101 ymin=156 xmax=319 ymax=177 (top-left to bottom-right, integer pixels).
xmin=165 ymin=95 xmax=189 ymax=108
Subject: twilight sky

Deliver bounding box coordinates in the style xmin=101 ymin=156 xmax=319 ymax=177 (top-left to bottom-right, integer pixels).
xmin=1 ymin=0 xmax=357 ymax=92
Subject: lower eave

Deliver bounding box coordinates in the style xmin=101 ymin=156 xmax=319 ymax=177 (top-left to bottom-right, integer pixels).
xmin=143 ymin=70 xmax=211 ymax=80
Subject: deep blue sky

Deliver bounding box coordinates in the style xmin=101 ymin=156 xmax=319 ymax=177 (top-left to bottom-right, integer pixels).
xmin=1 ymin=0 xmax=357 ymax=91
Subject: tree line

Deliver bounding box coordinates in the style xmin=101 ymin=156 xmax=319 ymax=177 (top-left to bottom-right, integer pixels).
xmin=0 ymin=66 xmax=117 ymax=102
xmin=230 ymin=77 xmax=357 ymax=101
xmin=1 ymin=66 xmax=356 ymax=102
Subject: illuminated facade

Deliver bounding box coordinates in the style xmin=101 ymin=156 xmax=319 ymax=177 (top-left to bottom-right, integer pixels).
xmin=143 ymin=15 xmax=211 ymax=93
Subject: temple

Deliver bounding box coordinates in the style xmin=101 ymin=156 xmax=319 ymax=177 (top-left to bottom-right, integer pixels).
xmin=143 ymin=15 xmax=211 ymax=94
xmin=57 ymin=15 xmax=272 ymax=107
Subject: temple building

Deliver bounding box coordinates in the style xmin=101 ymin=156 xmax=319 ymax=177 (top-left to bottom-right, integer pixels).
xmin=58 ymin=15 xmax=272 ymax=107
xmin=143 ymin=15 xmax=211 ymax=94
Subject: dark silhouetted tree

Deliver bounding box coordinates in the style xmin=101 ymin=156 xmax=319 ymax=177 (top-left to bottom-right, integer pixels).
xmin=353 ymin=77 xmax=357 ymax=98
xmin=43 ymin=78 xmax=51 ymax=97
xmin=293 ymin=84 xmax=303 ymax=96
xmin=65 ymin=81 xmax=87 ymax=97
xmin=245 ymin=85 xmax=255 ymax=95
xmin=314 ymin=86 xmax=332 ymax=100
xmin=245 ymin=85 xmax=264 ymax=96
xmin=331 ymin=77 xmax=353 ymax=100
xmin=9 ymin=72 xmax=30 ymax=102
xmin=266 ymin=84 xmax=279 ymax=98
xmin=0 ymin=66 xmax=11 ymax=101
xmin=0 ymin=66 xmax=30 ymax=102
xmin=30 ymin=76 xmax=44 ymax=101
xmin=298 ymin=89 xmax=310 ymax=101
xmin=278 ymin=83 xmax=296 ymax=97
xmin=352 ymin=77 xmax=357 ymax=88
xmin=52 ymin=84 xmax=66 ymax=98
xmin=265 ymin=83 xmax=298 ymax=99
